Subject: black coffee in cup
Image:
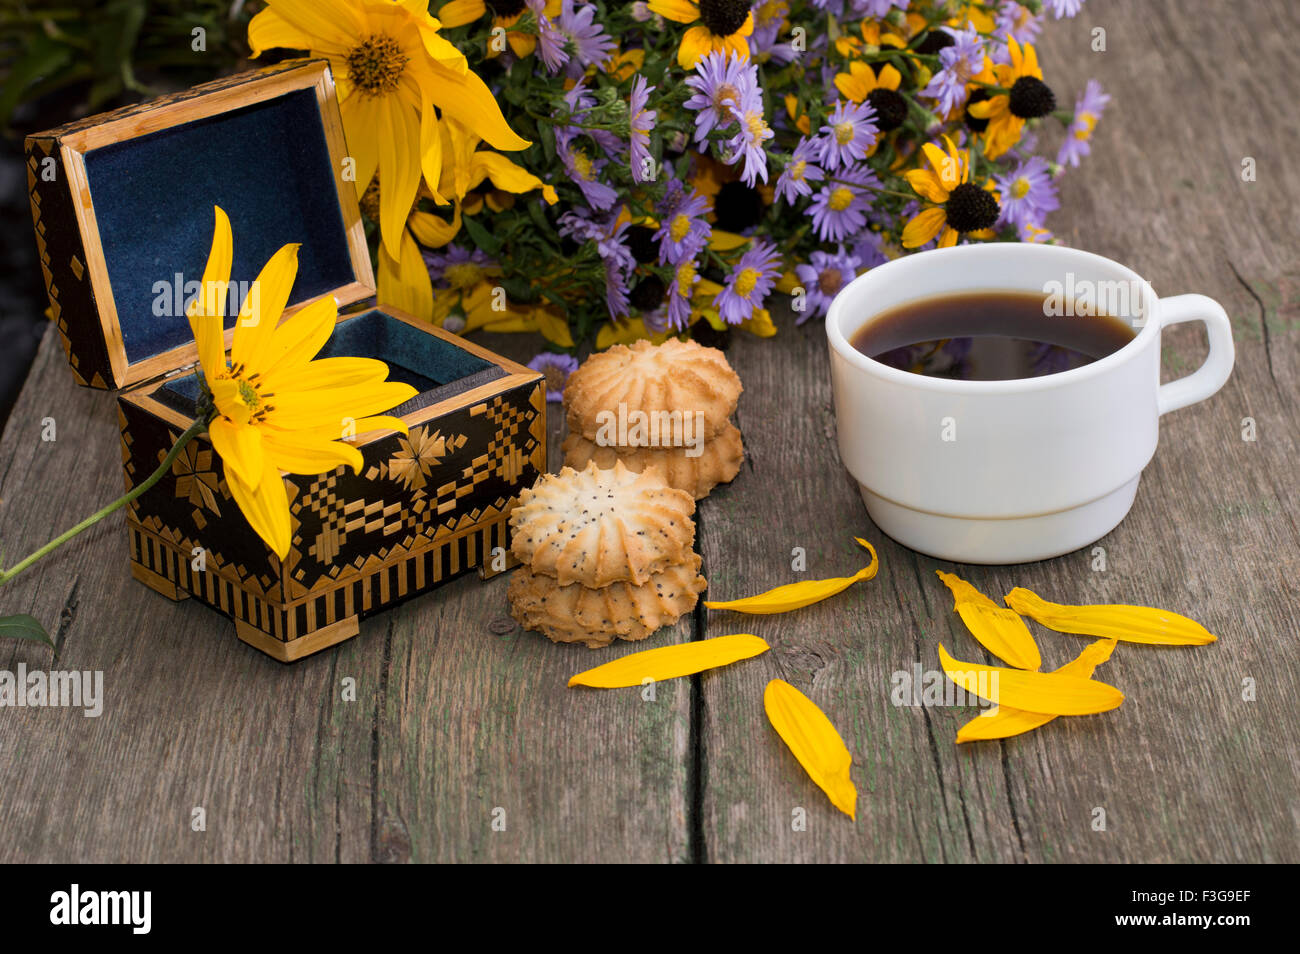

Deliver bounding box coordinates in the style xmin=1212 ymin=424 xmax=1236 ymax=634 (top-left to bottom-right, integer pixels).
xmin=850 ymin=290 xmax=1136 ymax=381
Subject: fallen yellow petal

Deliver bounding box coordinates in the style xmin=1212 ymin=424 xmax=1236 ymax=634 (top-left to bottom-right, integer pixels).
xmin=936 ymin=571 xmax=1041 ymax=670
xmin=567 ymin=634 xmax=769 ymax=688
xmin=956 ymin=639 xmax=1118 ymax=742
xmin=705 ymin=539 xmax=878 ymax=614
xmin=937 ymin=644 xmax=1124 ymax=715
xmin=764 ymin=679 xmax=857 ymax=820
xmin=1004 ymin=587 xmax=1217 ymax=646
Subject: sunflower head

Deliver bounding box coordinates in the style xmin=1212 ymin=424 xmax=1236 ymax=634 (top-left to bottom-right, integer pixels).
xmin=345 ymin=33 xmax=408 ymax=96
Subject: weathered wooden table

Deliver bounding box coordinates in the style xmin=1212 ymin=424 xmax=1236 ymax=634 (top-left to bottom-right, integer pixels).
xmin=2 ymin=0 xmax=1297 ymax=863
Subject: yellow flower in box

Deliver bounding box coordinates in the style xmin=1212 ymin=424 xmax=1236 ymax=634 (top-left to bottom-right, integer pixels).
xmin=247 ymin=0 xmax=530 ymax=263
xmin=187 ymin=207 xmax=417 ymax=558
xmin=649 ymin=0 xmax=754 ymax=68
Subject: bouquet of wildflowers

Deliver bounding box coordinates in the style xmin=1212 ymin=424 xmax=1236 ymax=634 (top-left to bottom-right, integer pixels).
xmin=245 ymin=0 xmax=1109 ymax=352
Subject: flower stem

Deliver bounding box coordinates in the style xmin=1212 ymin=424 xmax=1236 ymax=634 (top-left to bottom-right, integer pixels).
xmin=0 ymin=418 xmax=207 ymax=586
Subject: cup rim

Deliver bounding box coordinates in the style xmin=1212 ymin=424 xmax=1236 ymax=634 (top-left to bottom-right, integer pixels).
xmin=825 ymin=243 xmax=1160 ymax=393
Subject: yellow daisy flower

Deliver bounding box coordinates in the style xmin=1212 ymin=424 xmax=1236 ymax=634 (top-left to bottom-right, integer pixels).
xmin=187 ymin=207 xmax=418 ymax=558
xmin=901 ymin=136 xmax=1000 ymax=248
xmin=649 ymin=0 xmax=754 ymax=69
xmin=834 ymin=62 xmax=907 ymax=133
xmin=437 ymin=0 xmax=561 ymax=59
xmin=247 ymin=0 xmax=530 ymax=264
xmin=966 ymin=38 xmax=1055 ymax=159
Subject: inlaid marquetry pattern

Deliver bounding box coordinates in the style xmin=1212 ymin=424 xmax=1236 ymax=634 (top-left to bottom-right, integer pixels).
xmin=26 ymin=142 xmax=88 ymax=385
xmin=130 ymin=513 xmax=511 ymax=643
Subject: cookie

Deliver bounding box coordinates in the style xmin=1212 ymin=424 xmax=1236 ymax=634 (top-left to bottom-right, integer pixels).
xmin=561 ymin=422 xmax=744 ymax=500
xmin=507 ymin=553 xmax=707 ymax=648
xmin=509 ymin=460 xmax=696 ymax=587
xmin=563 ymin=338 xmax=742 ymax=442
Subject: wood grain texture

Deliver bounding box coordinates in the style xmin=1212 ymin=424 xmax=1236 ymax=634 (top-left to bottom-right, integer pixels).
xmin=0 ymin=331 xmax=690 ymax=863
xmin=694 ymin=0 xmax=1300 ymax=862
xmin=1 ymin=0 xmax=1296 ymax=863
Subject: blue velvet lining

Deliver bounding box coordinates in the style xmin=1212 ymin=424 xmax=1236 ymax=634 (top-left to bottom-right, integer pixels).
xmin=84 ymin=88 xmax=354 ymax=365
xmin=153 ymin=309 xmax=504 ymax=419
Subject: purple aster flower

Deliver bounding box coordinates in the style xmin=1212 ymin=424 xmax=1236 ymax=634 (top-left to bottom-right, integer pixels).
xmin=995 ymin=1 xmax=1043 ymax=45
xmin=807 ymin=0 xmax=846 ymax=15
xmin=749 ymin=0 xmax=796 ymax=63
xmin=528 ymin=0 xmax=570 ymax=74
xmin=995 ymin=155 xmax=1059 ymax=229
xmin=557 ymin=0 xmax=615 ymax=78
xmin=561 ymin=211 xmax=635 ymax=319
xmin=559 ymin=81 xmax=621 ymax=154
xmin=817 ymin=99 xmax=879 ymax=171
xmin=629 ymin=75 xmax=658 ymax=184
xmin=808 ymin=164 xmax=879 ymax=242
xmin=724 ymin=89 xmax=774 ymax=186
xmin=1057 ymin=79 xmax=1109 ymax=167
xmin=714 ymin=240 xmax=782 ymax=325
xmin=775 ymin=137 xmax=826 ymax=205
xmin=794 ymin=246 xmax=861 ymax=324
xmin=920 ymin=25 xmax=985 ymax=117
xmin=527 ymin=352 xmax=580 ymax=401
xmin=654 ymin=188 xmax=712 ymax=265
xmin=684 ymin=49 xmax=759 ymax=144
xmin=422 ymin=243 xmax=497 ymax=289
xmin=557 ymin=135 xmax=617 ymax=209
xmin=851 ymin=229 xmax=888 ymax=270
xmin=1019 ymin=222 xmax=1053 ymax=243
xmin=1045 ymin=0 xmax=1085 ymax=17
xmin=666 ymin=257 xmax=702 ymax=330
xmin=851 ymin=0 xmax=909 ymax=16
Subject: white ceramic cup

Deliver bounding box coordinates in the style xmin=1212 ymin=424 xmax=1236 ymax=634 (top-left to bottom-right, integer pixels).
xmin=826 ymin=243 xmax=1234 ymax=564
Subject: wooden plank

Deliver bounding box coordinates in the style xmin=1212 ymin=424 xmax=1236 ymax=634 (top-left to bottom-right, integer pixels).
xmin=694 ymin=0 xmax=1300 ymax=862
xmin=0 ymin=330 xmax=690 ymax=862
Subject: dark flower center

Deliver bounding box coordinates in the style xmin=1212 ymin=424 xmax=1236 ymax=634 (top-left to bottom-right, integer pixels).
xmin=1008 ymin=77 xmax=1056 ymax=119
xmin=698 ymin=0 xmax=752 ymax=38
xmin=692 ymin=321 xmax=732 ymax=350
xmin=486 ymin=0 xmax=528 ymax=17
xmin=625 ymin=225 xmax=659 ymax=264
xmin=345 ymin=34 xmax=408 ymax=97
xmin=630 ymin=275 xmax=667 ymax=311
xmin=964 ymin=88 xmax=991 ymax=132
xmin=915 ymin=31 xmax=955 ymax=55
xmin=713 ymin=180 xmax=763 ymax=232
xmin=866 ymin=87 xmax=907 ymax=131
xmin=944 ymin=183 xmax=1000 ymax=233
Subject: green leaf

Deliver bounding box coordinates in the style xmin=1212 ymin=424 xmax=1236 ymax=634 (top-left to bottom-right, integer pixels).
xmin=461 ymin=214 xmax=501 ymax=257
xmin=0 ymin=614 xmax=54 ymax=649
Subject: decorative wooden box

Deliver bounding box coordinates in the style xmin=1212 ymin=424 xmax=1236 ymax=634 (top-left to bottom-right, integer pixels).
xmin=26 ymin=60 xmax=546 ymax=661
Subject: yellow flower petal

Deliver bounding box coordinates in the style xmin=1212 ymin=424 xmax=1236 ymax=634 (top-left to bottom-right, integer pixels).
xmin=708 ymin=229 xmax=749 ymax=252
xmin=764 ymin=679 xmax=857 ymax=819
xmin=677 ymin=24 xmax=715 ymax=68
xmin=1004 ymin=588 xmax=1218 ymax=646
xmin=208 ymin=416 xmax=265 ymax=492
xmin=436 ymin=0 xmax=486 ymax=28
xmin=233 ymin=242 xmax=299 ymax=372
xmin=427 ymin=59 xmax=530 ymax=153
xmin=377 ymin=227 xmax=434 ymax=322
xmin=956 ymin=639 xmax=1118 ymax=743
xmin=705 ymin=538 xmax=878 ymax=614
xmin=186 ymin=206 xmax=232 ymax=377
xmin=904 ymin=168 xmax=950 ymax=204
xmin=267 ymin=295 xmax=336 ymax=369
xmin=937 ymin=644 xmax=1125 ymax=716
xmin=902 ymin=206 xmax=946 ymax=248
xmin=261 ymin=431 xmax=364 ymax=475
xmin=648 ymin=0 xmax=700 ymax=24
xmin=225 ymin=455 xmax=291 ymax=560
xmin=568 ymin=634 xmax=769 ymax=688
xmin=254 ymin=0 xmax=362 ymax=54
xmin=376 ymin=94 xmax=421 ymax=263
xmin=339 ymin=91 xmax=382 ymax=202
xmin=936 ymin=571 xmax=1041 ymax=670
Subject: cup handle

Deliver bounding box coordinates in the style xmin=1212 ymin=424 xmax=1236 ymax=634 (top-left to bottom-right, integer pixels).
xmin=1155 ymin=294 xmax=1235 ymax=416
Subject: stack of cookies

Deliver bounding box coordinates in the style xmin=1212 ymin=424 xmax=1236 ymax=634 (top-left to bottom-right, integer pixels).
xmin=561 ymin=338 xmax=745 ymax=500
xmin=507 ymin=460 xmax=706 ymax=648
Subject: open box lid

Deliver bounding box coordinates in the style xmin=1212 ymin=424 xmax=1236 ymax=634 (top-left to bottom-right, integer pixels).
xmin=28 ymin=59 xmax=373 ymax=390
